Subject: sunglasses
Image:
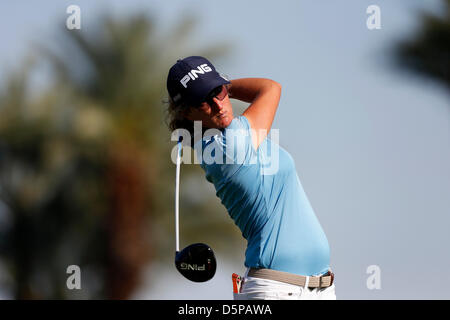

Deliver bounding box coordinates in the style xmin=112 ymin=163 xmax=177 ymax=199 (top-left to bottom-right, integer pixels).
xmin=196 ymin=85 xmax=228 ymax=107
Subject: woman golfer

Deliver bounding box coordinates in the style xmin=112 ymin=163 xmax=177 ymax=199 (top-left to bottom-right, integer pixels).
xmin=166 ymin=56 xmax=336 ymax=300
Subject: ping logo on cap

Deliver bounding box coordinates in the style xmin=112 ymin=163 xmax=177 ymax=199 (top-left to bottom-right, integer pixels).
xmin=180 ymin=64 xmax=213 ymax=88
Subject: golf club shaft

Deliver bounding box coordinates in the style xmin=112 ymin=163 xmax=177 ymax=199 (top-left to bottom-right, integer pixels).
xmin=175 ymin=139 xmax=182 ymax=253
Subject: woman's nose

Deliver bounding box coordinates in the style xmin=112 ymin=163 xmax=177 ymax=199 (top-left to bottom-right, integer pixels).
xmin=211 ymin=97 xmax=224 ymax=110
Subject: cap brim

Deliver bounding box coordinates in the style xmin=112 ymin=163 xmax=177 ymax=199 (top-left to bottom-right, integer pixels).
xmin=186 ymin=75 xmax=230 ymax=106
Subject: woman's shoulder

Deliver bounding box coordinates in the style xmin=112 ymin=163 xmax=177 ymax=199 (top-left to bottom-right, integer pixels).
xmin=224 ymin=115 xmax=251 ymax=132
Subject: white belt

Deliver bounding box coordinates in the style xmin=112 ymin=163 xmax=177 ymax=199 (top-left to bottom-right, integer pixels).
xmin=248 ymin=268 xmax=334 ymax=288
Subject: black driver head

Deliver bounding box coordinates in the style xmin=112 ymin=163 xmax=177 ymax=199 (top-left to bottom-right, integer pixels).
xmin=175 ymin=243 xmax=217 ymax=282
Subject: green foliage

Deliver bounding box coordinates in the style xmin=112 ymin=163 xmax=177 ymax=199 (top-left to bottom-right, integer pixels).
xmin=394 ymin=0 xmax=450 ymax=91
xmin=0 ymin=12 xmax=238 ymax=299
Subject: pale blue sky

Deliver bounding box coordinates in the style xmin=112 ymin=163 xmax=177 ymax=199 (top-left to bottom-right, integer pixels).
xmin=1 ymin=1 xmax=449 ymax=299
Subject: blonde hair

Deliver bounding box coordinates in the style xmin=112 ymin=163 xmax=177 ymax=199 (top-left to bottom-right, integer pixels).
xmin=164 ymin=98 xmax=193 ymax=133
xmin=163 ymin=97 xmax=208 ymax=147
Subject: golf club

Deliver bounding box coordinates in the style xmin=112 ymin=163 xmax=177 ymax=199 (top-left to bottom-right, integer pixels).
xmin=174 ymin=136 xmax=217 ymax=282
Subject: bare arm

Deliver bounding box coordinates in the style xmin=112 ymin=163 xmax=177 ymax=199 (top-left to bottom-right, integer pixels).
xmin=228 ymin=78 xmax=282 ymax=150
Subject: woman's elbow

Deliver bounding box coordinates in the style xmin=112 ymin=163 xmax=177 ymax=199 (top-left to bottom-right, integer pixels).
xmin=270 ymin=80 xmax=282 ymax=99
xmin=270 ymin=80 xmax=282 ymax=93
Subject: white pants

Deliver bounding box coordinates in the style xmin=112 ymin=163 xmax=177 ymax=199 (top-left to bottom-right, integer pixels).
xmin=234 ymin=269 xmax=337 ymax=300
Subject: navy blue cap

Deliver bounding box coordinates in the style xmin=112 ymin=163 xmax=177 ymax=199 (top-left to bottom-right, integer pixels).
xmin=167 ymin=56 xmax=230 ymax=106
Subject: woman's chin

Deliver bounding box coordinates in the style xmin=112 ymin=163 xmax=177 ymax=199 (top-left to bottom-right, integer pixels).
xmin=218 ymin=116 xmax=232 ymax=128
